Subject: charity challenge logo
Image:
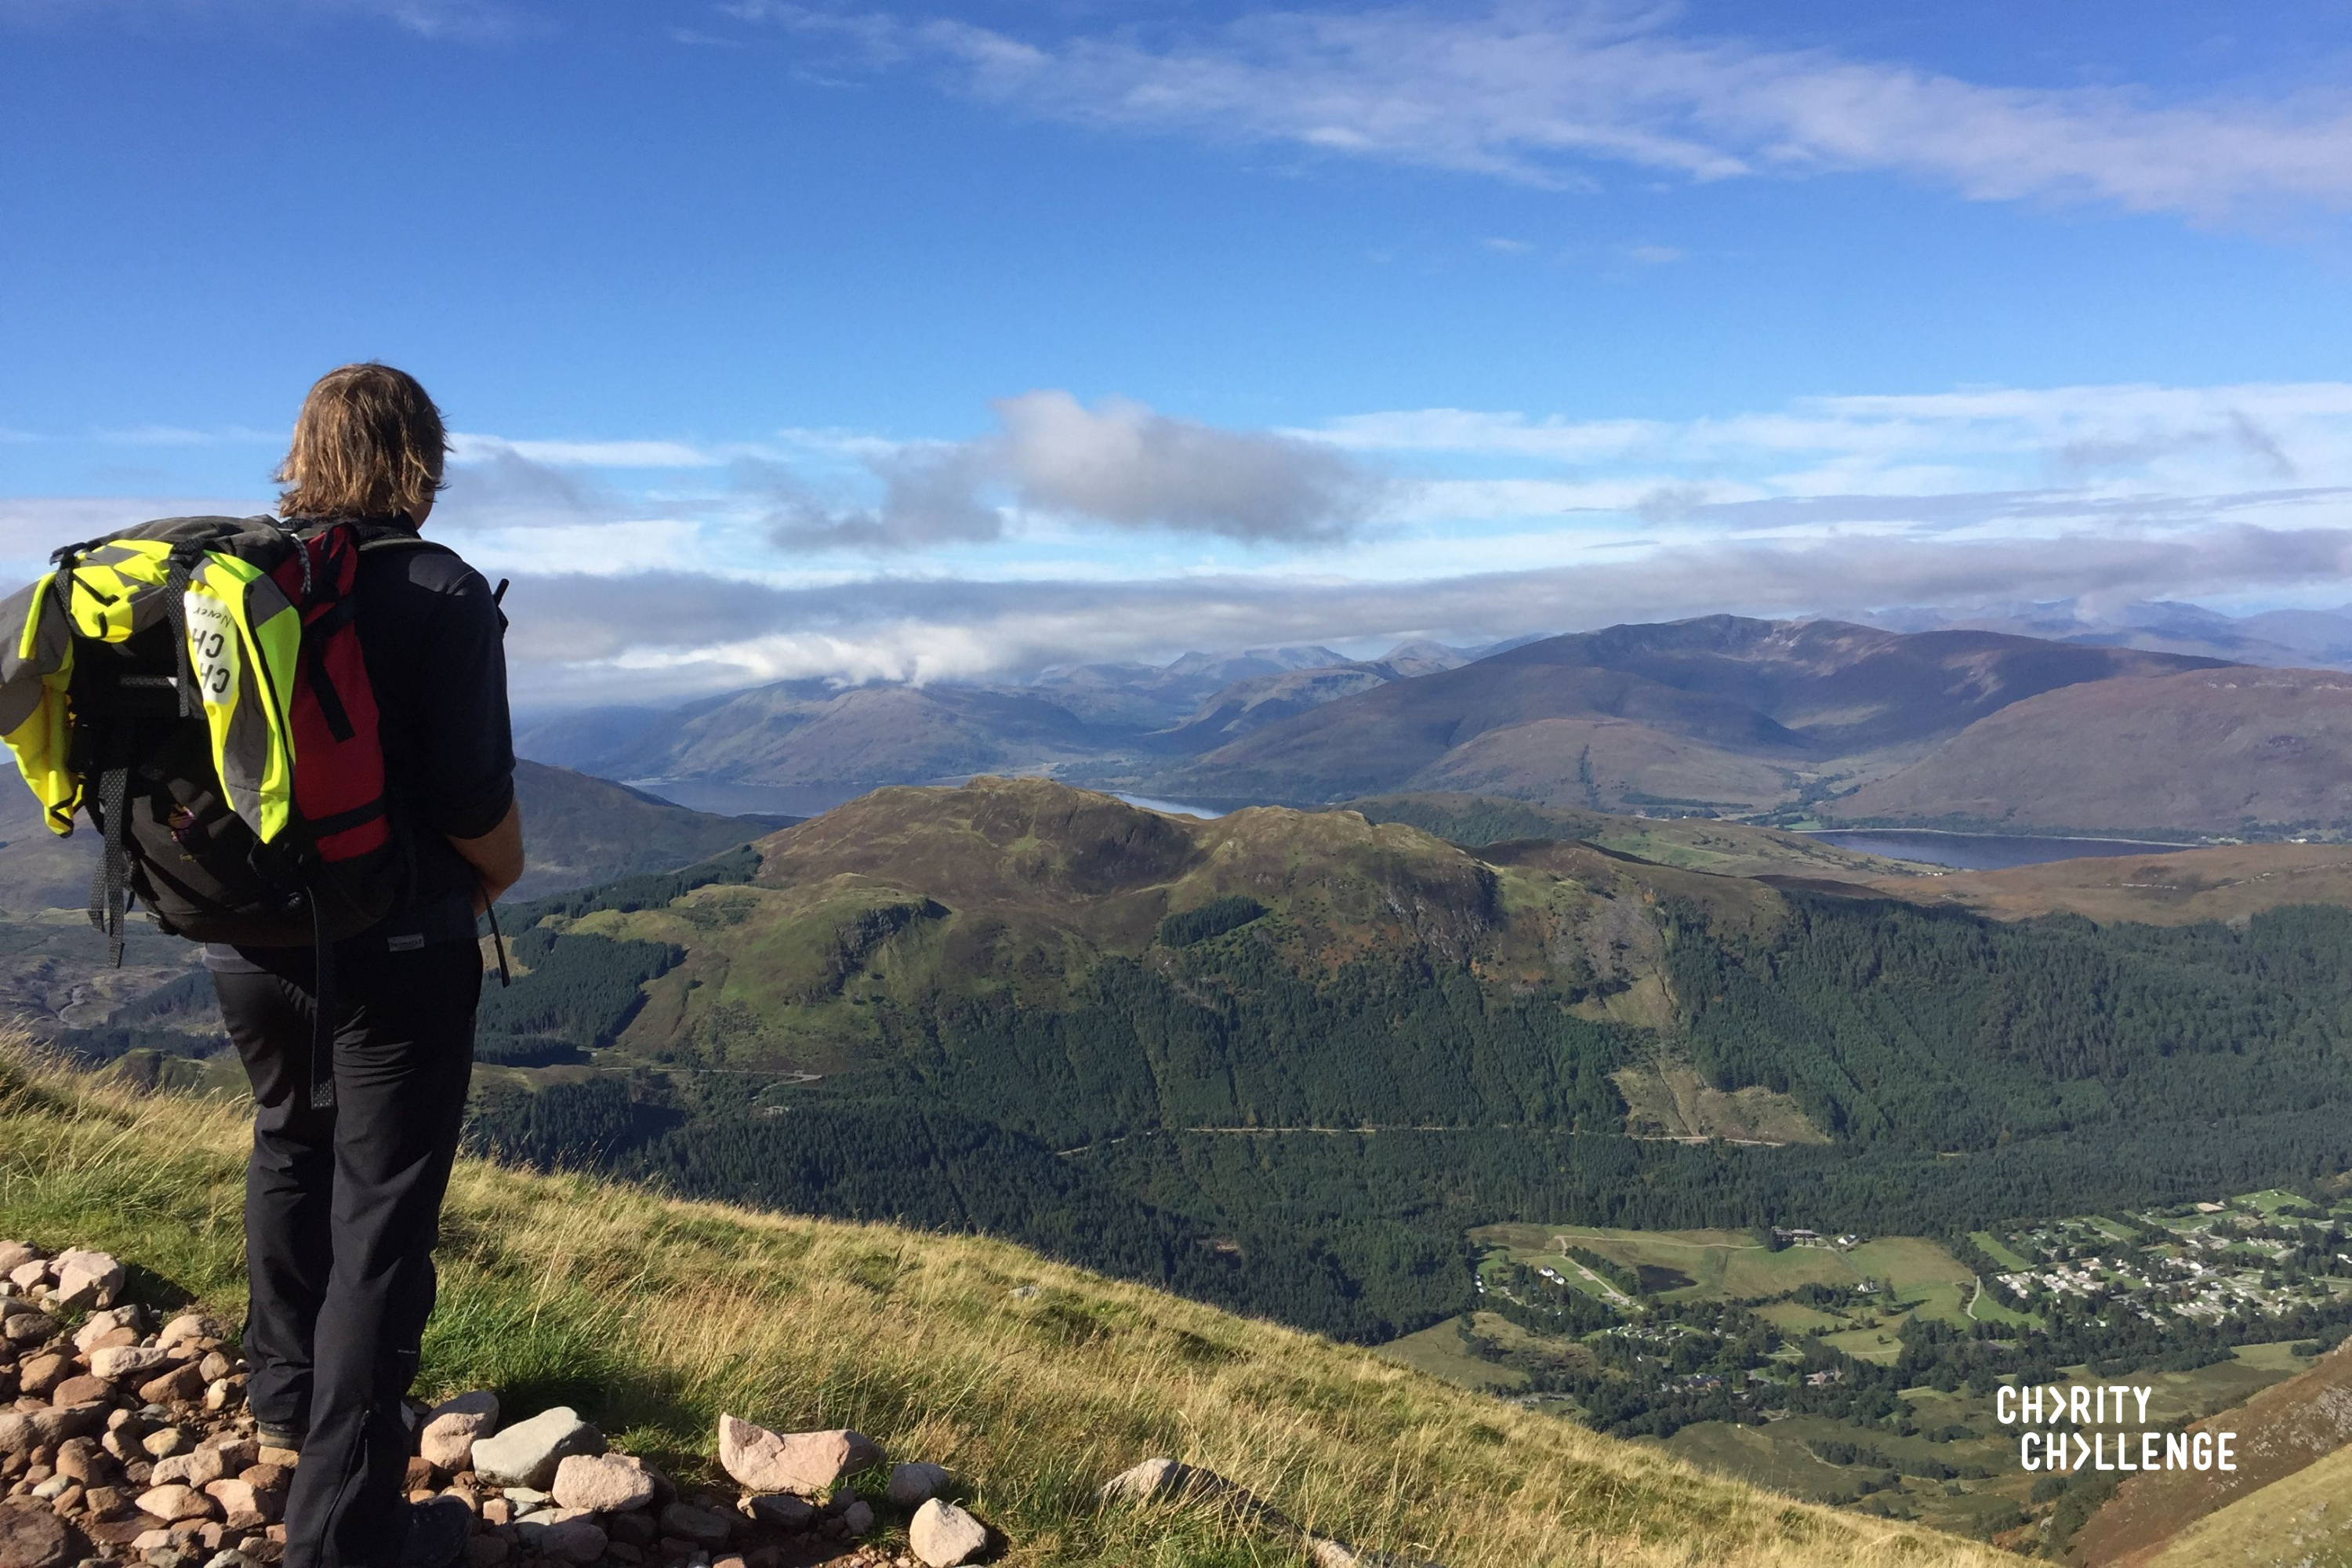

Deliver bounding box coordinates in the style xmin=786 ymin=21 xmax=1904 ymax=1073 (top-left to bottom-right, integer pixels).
xmin=1999 ymin=1382 xmax=2237 ymax=1473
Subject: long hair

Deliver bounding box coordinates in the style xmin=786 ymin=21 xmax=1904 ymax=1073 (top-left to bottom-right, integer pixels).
xmin=274 ymin=362 xmax=448 ymax=520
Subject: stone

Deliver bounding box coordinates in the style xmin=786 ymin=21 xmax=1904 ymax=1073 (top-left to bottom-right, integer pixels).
xmin=550 ymin=1454 xmax=655 ymax=1515
xmin=654 ymin=1505 xmax=728 ymax=1548
xmin=199 ymin=1479 xmax=275 ymax=1532
xmin=140 ymin=1432 xmax=189 ymax=1462
xmin=236 ymin=1466 xmax=287 ymax=1496
xmin=416 ymin=1392 xmax=498 ymax=1474
xmin=5 ymin=1263 xmax=46 ymax=1294
xmin=0 ymin=1245 xmax=34 ymax=1276
xmin=135 ymin=1487 xmax=212 ymax=1524
xmin=151 ymin=1320 xmax=215 ymax=1356
xmin=140 ymin=1367 xmax=206 ymax=1407
xmin=894 ymin=1504 xmax=978 ymax=1561
xmin=0 ymin=1504 xmax=79 ymax=1568
xmin=459 ymin=1404 xmax=595 ymax=1491
xmin=713 ymin=1419 xmax=877 ymax=1498
xmin=515 ymin=1515 xmax=604 ymax=1566
xmin=251 ymin=1450 xmax=297 ymax=1473
xmin=742 ymin=1495 xmax=812 ymax=1531
xmin=51 ymin=1442 xmax=109 ymax=1486
xmin=89 ymin=1348 xmax=169 ymax=1385
xmin=49 ymin=1377 xmax=110 ymax=1411
xmin=2 ymin=1314 xmax=56 ymax=1347
xmin=198 ymin=1439 xmax=256 ymax=1475
xmin=885 ymin=1463 xmax=949 ymax=1511
xmin=17 ymin=1356 xmax=68 ymax=1399
xmin=836 ymin=1501 xmax=873 ymax=1538
xmin=606 ymin=1510 xmax=659 ymax=1546
xmin=72 ymin=1312 xmax=140 ymax=1358
xmin=82 ymin=1484 xmax=129 ymax=1519
xmin=150 ymin=1450 xmax=227 ymax=1491
xmin=46 ymin=1254 xmax=123 ymax=1312
xmin=402 ymin=1457 xmax=437 ymax=1493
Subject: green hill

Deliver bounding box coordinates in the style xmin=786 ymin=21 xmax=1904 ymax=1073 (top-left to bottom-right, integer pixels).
xmin=0 ymin=1040 xmax=2004 ymax=1568
xmin=447 ymin=778 xmax=2352 ymax=1353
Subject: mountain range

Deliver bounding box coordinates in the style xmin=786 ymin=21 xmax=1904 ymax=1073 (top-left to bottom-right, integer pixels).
xmin=519 ymin=615 xmax=2352 ymax=839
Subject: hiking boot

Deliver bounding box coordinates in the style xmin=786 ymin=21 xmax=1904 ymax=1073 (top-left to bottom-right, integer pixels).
xmin=397 ymin=1496 xmax=472 ymax=1568
xmin=252 ymin=1420 xmax=305 ymax=1454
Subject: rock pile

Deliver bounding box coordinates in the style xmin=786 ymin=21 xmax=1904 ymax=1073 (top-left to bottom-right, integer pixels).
xmin=2 ymin=1241 xmax=1000 ymax=1568
xmin=9 ymin=1240 xmax=1411 ymax=1568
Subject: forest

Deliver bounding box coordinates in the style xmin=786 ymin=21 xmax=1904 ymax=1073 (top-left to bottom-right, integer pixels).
xmin=449 ymin=861 xmax=2352 ymax=1345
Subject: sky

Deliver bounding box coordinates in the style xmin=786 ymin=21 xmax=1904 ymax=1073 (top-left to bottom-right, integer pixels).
xmin=5 ymin=0 xmax=2352 ymax=706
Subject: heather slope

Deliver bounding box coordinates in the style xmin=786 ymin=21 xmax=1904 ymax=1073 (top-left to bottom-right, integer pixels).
xmin=0 ymin=1043 xmax=2005 ymax=1568
xmin=1826 ymin=666 xmax=2352 ymax=836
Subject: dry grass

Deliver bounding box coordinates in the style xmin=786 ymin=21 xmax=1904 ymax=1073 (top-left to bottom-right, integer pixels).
xmin=0 ymin=1040 xmax=2005 ymax=1568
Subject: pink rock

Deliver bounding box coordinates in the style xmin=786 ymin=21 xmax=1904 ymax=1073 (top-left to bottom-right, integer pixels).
xmin=715 ymin=1417 xmax=879 ymax=1497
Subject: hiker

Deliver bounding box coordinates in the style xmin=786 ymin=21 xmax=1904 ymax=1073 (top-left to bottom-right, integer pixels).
xmin=205 ymin=364 xmax=522 ymax=1568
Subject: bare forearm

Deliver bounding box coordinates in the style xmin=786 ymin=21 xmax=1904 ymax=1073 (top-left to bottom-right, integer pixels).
xmin=448 ymin=798 xmax=524 ymax=911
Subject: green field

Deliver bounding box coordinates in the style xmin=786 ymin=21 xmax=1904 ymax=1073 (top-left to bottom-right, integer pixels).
xmin=1966 ymin=1230 xmax=2028 ymax=1270
xmin=1374 ymin=1315 xmax=1530 ymax=1392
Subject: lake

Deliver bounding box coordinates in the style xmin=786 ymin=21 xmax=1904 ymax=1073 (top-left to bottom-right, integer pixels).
xmin=1800 ymin=829 xmax=2194 ymax=871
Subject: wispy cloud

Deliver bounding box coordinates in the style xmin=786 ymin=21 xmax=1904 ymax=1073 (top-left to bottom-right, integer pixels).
xmin=735 ymin=2 xmax=2352 ymax=222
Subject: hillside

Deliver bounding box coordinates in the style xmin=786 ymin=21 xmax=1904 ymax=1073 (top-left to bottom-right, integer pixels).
xmin=0 ymin=1041 xmax=2004 ymax=1568
xmin=437 ymin=779 xmax=2352 ymax=1354
xmin=1156 ymin=616 xmax=2221 ymax=813
xmin=2073 ymin=1338 xmax=2352 ymax=1566
xmin=0 ymin=760 xmax=771 ymax=914
xmin=1825 ymin=666 xmax=2352 ymax=837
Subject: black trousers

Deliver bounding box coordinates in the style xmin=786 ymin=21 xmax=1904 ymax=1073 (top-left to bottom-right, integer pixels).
xmin=214 ymin=940 xmax=481 ymax=1568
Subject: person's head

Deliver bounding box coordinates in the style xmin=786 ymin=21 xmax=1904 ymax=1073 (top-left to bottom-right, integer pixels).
xmin=274 ymin=362 xmax=448 ymax=524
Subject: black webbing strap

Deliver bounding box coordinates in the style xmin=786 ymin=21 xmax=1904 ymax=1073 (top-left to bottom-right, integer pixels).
xmin=307 ymin=888 xmax=338 ymax=1111
xmin=85 ymin=758 xmax=132 ymax=968
xmin=483 ymin=898 xmax=511 ymax=989
xmin=162 ymin=548 xmax=198 ymax=718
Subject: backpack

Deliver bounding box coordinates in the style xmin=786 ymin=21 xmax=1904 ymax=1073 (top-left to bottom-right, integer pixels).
xmin=0 ymin=515 xmax=436 ymax=1103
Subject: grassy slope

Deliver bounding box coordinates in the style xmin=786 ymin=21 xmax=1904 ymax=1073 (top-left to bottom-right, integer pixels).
xmin=0 ymin=1043 xmax=2002 ymax=1568
xmin=2073 ymin=1339 xmax=2352 ymax=1566
xmin=2145 ymin=1440 xmax=2352 ymax=1567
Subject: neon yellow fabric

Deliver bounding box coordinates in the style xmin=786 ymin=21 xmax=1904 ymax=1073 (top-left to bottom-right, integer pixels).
xmin=1 ymin=574 xmax=77 ymax=833
xmin=0 ymin=536 xmax=302 ymax=844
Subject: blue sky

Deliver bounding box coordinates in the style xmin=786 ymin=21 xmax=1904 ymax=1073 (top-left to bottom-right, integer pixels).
xmin=5 ymin=1 xmax=2352 ymax=703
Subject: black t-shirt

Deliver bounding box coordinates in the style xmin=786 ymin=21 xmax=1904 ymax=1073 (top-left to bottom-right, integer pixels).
xmin=207 ymin=514 xmax=514 ymax=966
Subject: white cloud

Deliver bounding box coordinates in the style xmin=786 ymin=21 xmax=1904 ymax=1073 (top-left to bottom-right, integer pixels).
xmin=755 ymin=390 xmax=1394 ymax=551
xmin=737 ymin=2 xmax=2352 ymax=222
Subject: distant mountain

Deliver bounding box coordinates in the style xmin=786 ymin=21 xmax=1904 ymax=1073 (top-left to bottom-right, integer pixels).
xmin=1160 ymin=616 xmax=2222 ymax=811
xmin=503 ymin=759 xmax=778 ymax=900
xmin=1861 ymin=598 xmax=2352 ymax=670
xmin=532 ymin=681 xmax=1114 ymax=793
xmin=0 ymin=759 xmax=771 ymax=913
xmin=1029 ymin=644 xmax=1351 ymax=728
xmin=521 ymin=638 xmax=1537 ymax=794
xmin=1824 ymin=666 xmax=2352 ymax=836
